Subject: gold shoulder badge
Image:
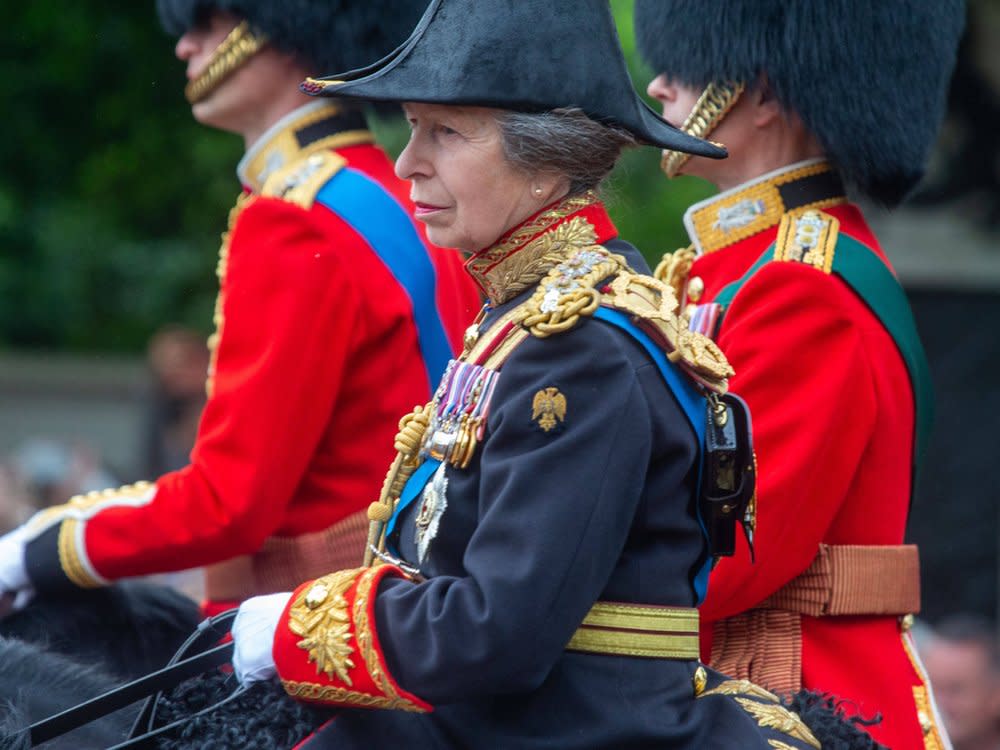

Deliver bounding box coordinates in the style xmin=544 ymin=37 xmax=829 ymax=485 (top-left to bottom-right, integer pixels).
xmin=261 ymin=151 xmax=346 ymax=209
xmin=532 ymin=387 xmax=567 ymax=433
xmin=773 ymin=208 xmax=840 ymax=273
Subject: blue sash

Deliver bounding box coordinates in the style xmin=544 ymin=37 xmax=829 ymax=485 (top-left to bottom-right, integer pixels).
xmin=316 ymin=168 xmax=453 ymax=387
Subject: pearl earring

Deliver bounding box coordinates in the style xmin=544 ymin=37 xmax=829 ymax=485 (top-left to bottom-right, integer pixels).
xmin=533 ymin=186 xmax=543 ymax=196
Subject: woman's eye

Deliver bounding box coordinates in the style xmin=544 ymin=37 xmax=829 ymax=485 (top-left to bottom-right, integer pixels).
xmin=436 ymin=124 xmax=459 ymax=137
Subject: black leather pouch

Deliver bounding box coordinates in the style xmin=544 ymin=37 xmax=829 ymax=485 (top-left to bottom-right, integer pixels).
xmin=699 ymin=392 xmax=756 ymax=561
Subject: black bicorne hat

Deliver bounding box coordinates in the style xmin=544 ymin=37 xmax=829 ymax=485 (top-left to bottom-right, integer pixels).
xmin=634 ymin=0 xmax=965 ymax=206
xmin=155 ymin=0 xmax=425 ymax=76
xmin=300 ymin=0 xmax=726 ymax=158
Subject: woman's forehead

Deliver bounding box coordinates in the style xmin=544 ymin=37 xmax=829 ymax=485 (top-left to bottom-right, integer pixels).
xmin=403 ymin=102 xmax=500 ymax=123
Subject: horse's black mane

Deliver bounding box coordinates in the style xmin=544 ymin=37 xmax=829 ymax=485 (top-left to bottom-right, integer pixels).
xmin=0 ymin=583 xmax=327 ymax=749
xmin=0 ymin=582 xmax=201 ymax=680
xmin=0 ymin=635 xmax=136 ymax=749
xmin=152 ymin=671 xmax=328 ymax=750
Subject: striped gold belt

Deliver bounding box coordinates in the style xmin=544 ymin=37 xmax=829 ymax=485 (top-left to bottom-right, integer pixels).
xmin=566 ymin=601 xmax=700 ymax=659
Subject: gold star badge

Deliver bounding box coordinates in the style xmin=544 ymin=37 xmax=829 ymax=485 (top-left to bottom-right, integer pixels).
xmin=532 ymin=387 xmax=567 ymax=433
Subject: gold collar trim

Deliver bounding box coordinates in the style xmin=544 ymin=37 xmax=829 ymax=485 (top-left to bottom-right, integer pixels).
xmin=237 ymin=101 xmax=374 ymax=193
xmin=682 ymin=159 xmax=846 ymax=256
xmin=465 ymin=191 xmax=601 ymax=304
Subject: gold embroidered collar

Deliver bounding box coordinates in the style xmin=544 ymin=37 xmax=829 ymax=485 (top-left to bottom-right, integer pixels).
xmin=237 ymin=101 xmax=374 ymax=193
xmin=464 ymin=191 xmax=610 ymax=304
xmin=682 ymin=159 xmax=846 ymax=256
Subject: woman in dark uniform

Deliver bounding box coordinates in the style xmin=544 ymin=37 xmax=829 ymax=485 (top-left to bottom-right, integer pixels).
xmin=227 ymin=2 xmax=878 ymax=748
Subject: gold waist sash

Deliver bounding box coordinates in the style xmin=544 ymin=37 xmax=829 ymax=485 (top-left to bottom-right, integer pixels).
xmin=567 ymin=601 xmax=700 ymax=659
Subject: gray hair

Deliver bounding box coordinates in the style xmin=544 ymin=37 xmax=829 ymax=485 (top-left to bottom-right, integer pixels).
xmin=495 ymin=108 xmax=636 ymax=196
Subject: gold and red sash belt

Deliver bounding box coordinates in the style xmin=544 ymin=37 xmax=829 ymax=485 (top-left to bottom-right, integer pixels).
xmin=566 ymin=601 xmax=700 ymax=659
xmin=711 ymin=543 xmax=920 ymax=694
xmin=762 ymin=543 xmax=920 ymax=616
xmin=204 ymin=509 xmax=369 ymax=603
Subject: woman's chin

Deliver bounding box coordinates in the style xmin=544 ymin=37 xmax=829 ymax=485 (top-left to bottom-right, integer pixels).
xmin=424 ymin=226 xmax=472 ymax=254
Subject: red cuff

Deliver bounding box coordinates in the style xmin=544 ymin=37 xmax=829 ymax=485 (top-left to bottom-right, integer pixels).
xmin=274 ymin=565 xmax=431 ymax=713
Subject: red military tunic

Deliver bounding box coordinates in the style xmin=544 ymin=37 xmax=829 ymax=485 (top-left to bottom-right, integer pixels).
xmin=23 ymin=101 xmax=481 ymax=608
xmin=675 ymin=160 xmax=947 ymax=749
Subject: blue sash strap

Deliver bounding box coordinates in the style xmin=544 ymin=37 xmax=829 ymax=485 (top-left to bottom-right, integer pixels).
xmin=385 ymin=458 xmax=442 ymax=556
xmin=316 ymin=167 xmax=453 ymax=387
xmin=593 ymin=307 xmax=711 ymax=603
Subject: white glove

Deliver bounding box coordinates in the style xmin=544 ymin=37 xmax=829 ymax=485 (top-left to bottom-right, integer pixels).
xmin=232 ymin=591 xmax=292 ymax=685
xmin=0 ymin=526 xmax=34 ymax=615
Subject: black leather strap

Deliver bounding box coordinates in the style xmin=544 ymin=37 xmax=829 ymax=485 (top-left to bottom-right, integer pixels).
xmin=28 ymin=610 xmax=238 ymax=746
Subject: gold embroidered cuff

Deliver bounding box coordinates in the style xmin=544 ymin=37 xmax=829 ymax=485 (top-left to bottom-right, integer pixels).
xmin=276 ymin=565 xmax=431 ymax=713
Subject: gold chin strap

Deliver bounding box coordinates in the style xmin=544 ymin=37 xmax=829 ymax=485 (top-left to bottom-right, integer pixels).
xmin=185 ymin=20 xmax=268 ymax=104
xmin=660 ymin=81 xmax=745 ymax=179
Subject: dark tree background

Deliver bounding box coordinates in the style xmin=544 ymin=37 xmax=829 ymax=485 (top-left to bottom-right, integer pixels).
xmin=0 ymin=2 xmax=709 ymax=354
xmin=0 ymin=3 xmax=241 ymax=352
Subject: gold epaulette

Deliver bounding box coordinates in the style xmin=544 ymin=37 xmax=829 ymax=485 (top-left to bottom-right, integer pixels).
xmin=601 ymin=271 xmax=733 ymax=391
xmin=773 ymin=208 xmax=840 ymax=274
xmin=653 ymin=244 xmax=696 ymax=301
xmin=514 ymin=244 xmax=732 ymax=392
xmin=261 ymin=151 xmax=346 ymax=210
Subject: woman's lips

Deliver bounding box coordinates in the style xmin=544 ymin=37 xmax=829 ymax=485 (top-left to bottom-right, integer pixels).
xmin=413 ymin=202 xmax=448 ymax=217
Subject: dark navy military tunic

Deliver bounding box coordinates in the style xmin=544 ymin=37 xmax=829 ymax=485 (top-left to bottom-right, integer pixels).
xmin=300 ymin=243 xmax=816 ymax=749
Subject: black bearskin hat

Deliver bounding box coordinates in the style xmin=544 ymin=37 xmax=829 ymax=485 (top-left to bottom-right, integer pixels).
xmin=634 ymin=0 xmax=965 ymax=206
xmin=156 ymin=0 xmax=426 ymax=76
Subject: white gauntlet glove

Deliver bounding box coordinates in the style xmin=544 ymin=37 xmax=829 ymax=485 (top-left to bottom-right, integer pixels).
xmin=231 ymin=591 xmax=292 ymax=685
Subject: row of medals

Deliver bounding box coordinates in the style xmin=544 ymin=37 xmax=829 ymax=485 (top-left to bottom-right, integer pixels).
xmin=421 ymin=359 xmax=500 ymax=470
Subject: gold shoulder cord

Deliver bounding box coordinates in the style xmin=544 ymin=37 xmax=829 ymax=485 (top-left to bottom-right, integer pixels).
xmin=516 ymin=218 xmax=628 ymax=338
xmin=362 ymin=405 xmax=433 ymax=566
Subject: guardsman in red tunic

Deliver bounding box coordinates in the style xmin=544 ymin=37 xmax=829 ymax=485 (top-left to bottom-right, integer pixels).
xmin=635 ymin=1 xmax=964 ymax=748
xmin=0 ymin=1 xmax=479 ymax=617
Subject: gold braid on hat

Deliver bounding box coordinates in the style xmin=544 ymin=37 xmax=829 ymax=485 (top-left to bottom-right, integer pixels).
xmin=660 ymin=81 xmax=745 ymax=179
xmin=185 ymin=20 xmax=268 ymax=104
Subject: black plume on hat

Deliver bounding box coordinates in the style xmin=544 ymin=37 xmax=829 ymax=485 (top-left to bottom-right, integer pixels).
xmin=634 ymin=0 xmax=965 ymax=206
xmin=301 ymin=0 xmax=726 ymax=158
xmin=155 ymin=0 xmax=426 ymax=76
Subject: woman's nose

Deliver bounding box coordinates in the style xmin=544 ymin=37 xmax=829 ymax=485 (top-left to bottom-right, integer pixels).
xmin=395 ymin=137 xmax=428 ymax=181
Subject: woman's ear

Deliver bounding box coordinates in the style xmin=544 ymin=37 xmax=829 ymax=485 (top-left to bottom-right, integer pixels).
xmin=530 ymin=173 xmax=571 ymax=206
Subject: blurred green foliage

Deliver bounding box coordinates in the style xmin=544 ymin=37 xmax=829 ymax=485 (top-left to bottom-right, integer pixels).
xmin=0 ymin=1 xmax=714 ymax=354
